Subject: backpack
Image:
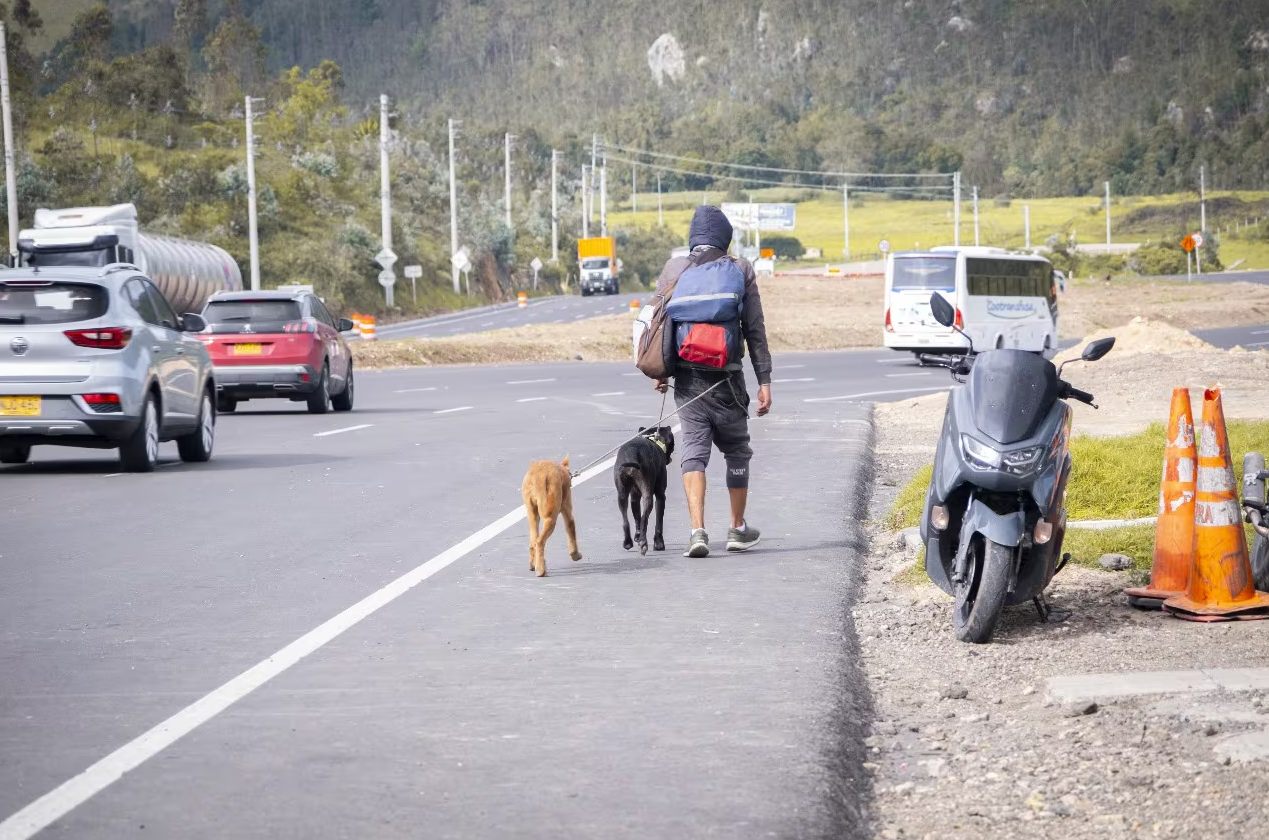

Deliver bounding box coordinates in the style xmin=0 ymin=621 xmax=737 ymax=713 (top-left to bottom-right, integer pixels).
xmin=665 ymin=258 xmax=746 ymax=372
xmin=635 ymin=251 xmax=705 ymax=380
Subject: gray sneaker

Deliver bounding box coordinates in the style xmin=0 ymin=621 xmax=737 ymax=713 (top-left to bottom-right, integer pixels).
xmin=727 ymin=524 xmax=761 ymax=552
xmin=684 ymin=529 xmax=710 ymax=558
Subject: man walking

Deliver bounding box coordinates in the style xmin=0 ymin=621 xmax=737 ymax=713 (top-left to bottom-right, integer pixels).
xmin=654 ymin=205 xmax=772 ymax=558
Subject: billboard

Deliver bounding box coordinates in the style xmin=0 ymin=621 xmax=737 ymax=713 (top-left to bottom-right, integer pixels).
xmin=720 ymin=203 xmax=797 ymax=233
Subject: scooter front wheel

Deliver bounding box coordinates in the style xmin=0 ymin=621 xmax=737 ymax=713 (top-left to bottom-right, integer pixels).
xmin=953 ymin=537 xmax=1012 ymax=644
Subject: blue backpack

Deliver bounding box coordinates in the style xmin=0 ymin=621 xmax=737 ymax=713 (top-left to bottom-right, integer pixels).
xmin=665 ymin=258 xmax=746 ymax=371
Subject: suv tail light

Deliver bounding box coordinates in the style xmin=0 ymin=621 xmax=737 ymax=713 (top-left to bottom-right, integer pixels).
xmin=81 ymin=393 xmax=122 ymax=413
xmin=282 ymin=319 xmax=318 ymax=334
xmin=64 ymin=327 xmax=132 ymax=349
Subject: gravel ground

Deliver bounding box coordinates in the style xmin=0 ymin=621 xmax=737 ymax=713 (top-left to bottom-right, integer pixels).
xmin=861 ymin=354 xmax=1269 ymax=838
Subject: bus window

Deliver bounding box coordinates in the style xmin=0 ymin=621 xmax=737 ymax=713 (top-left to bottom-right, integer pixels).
xmin=891 ymin=256 xmax=956 ymax=290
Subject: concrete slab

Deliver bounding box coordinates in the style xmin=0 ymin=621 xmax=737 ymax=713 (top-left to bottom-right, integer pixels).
xmin=1214 ymin=730 xmax=1269 ymax=763
xmin=1048 ymin=667 xmax=1269 ymax=703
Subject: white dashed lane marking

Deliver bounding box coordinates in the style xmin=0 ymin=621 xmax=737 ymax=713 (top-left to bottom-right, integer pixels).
xmin=313 ymin=424 xmax=374 ymax=437
xmin=434 ymin=407 xmax=472 ymax=415
xmin=507 ymin=378 xmax=556 ymax=385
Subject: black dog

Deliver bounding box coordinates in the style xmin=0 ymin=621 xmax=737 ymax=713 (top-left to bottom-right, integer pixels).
xmin=614 ymin=426 xmax=675 ymax=555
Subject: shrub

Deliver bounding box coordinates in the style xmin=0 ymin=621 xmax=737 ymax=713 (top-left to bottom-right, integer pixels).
xmin=761 ymin=235 xmax=804 ymax=260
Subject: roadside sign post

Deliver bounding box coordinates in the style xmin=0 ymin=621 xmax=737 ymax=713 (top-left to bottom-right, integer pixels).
xmin=1182 ymin=234 xmax=1198 ymax=282
xmin=879 ymin=239 xmax=891 ymax=258
xmin=404 ymin=264 xmax=422 ymax=305
xmin=530 ymin=257 xmax=543 ymax=290
xmin=1194 ymin=232 xmax=1205 ymax=276
xmin=375 ymin=247 xmax=398 ymax=307
xmin=451 ymin=248 xmax=471 ymax=296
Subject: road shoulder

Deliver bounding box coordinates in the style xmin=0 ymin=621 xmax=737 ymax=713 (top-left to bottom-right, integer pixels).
xmin=858 ymin=402 xmax=1269 ymax=839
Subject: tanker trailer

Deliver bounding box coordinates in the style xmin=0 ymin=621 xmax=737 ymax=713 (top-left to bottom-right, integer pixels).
xmin=15 ymin=203 xmax=244 ymax=314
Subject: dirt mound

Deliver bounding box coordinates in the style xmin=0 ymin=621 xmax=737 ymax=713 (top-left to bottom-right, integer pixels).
xmin=1054 ymin=316 xmax=1214 ymax=365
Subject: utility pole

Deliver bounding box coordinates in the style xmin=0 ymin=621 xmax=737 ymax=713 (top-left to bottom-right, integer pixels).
xmin=842 ymin=181 xmax=850 ymax=258
xmin=657 ymin=172 xmax=664 ymax=228
xmin=448 ymin=118 xmax=460 ymax=295
xmin=244 ymin=95 xmax=261 ymax=291
xmin=1024 ymin=205 xmax=1031 ymax=250
xmin=379 ymin=94 xmax=395 ymax=307
xmin=504 ymin=132 xmax=513 ymax=232
xmin=631 ymin=164 xmax=637 ymax=227
xmin=972 ymin=185 xmax=980 ymax=247
xmin=1105 ymin=181 xmax=1111 ymax=246
xmin=590 ymin=133 xmax=598 ymax=227
xmin=1200 ymin=164 xmax=1207 ymax=233
xmin=581 ymin=165 xmax=589 ymax=239
xmin=600 ymin=156 xmax=608 ymax=237
xmin=0 ymin=23 xmax=18 ymax=264
xmin=550 ymin=149 xmax=558 ymax=263
xmin=953 ymin=172 xmax=961 ymax=247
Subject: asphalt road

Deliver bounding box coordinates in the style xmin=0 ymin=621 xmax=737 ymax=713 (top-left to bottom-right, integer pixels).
xmin=1157 ymin=269 xmax=1269 ymax=285
xmin=0 ymin=352 xmax=902 ymax=840
xmin=376 ymin=294 xmax=636 ymax=340
xmin=4 ymin=318 xmax=1267 ymax=839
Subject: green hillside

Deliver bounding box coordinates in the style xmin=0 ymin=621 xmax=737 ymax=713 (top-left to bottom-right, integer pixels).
xmin=5 ymin=0 xmax=1269 ymax=317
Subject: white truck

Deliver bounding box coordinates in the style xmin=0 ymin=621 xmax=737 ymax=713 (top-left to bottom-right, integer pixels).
xmin=14 ymin=203 xmax=244 ymax=314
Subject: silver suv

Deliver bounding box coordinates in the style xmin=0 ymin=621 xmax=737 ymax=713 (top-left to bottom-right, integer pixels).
xmin=0 ymin=264 xmax=217 ymax=472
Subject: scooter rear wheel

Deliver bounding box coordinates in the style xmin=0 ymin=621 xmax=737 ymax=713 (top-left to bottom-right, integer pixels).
xmin=953 ymin=537 xmax=1012 ymax=644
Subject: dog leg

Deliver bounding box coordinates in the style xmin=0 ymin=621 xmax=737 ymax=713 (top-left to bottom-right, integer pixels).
xmin=563 ymin=489 xmax=582 ymax=561
xmin=635 ymin=478 xmax=653 ymax=556
xmin=536 ymin=513 xmax=558 ymax=576
xmin=526 ymin=499 xmax=541 ymax=571
xmin=628 ymin=490 xmax=642 ymax=551
xmin=618 ymin=486 xmax=634 ymax=551
xmin=653 ymin=490 xmax=666 ymax=552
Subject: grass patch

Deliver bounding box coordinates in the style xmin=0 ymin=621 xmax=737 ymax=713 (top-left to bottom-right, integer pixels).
xmin=886 ymin=464 xmax=932 ymax=530
xmin=883 ymin=420 xmax=1269 ymax=568
xmin=612 ymin=189 xmax=1269 ymax=270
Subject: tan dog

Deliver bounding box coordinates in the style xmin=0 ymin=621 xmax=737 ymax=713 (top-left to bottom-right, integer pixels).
xmin=521 ymin=456 xmax=582 ymax=577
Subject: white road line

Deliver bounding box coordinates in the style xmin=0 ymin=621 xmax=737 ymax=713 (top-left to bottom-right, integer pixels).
xmin=0 ymin=427 xmax=672 ymax=840
xmin=804 ymin=386 xmax=950 ymax=404
xmin=1252 ymin=330 xmax=1269 ymax=335
xmin=875 ymin=358 xmax=915 ymax=364
xmin=434 ymin=406 xmax=472 ymax=415
xmin=102 ymin=472 xmax=124 ymax=478
xmin=507 ymin=378 xmax=556 ymax=385
xmin=516 ymin=397 xmax=547 ymax=403
xmin=1243 ymin=341 xmax=1269 ymax=347
xmin=886 ymin=372 xmax=933 ymax=378
xmin=779 ymin=364 xmax=806 ymax=370
xmin=393 ymin=387 xmax=437 ymax=394
xmin=773 ymin=378 xmax=815 ymax=383
xmin=621 ymin=372 xmax=642 ymax=377
xmin=592 ymin=391 xmax=625 ymax=397
xmin=480 ymin=321 xmax=495 ymax=327
xmin=573 ymin=314 xmax=587 ymax=320
xmin=313 ymin=424 xmax=373 ymax=437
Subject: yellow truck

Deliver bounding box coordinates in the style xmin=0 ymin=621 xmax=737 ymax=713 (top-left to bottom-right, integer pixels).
xmin=577 ymin=237 xmax=618 ymax=296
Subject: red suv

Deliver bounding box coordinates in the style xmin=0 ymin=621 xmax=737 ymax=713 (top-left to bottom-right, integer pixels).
xmin=199 ymin=290 xmax=355 ymax=414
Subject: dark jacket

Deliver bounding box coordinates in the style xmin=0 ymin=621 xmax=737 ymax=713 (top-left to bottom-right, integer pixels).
xmin=652 ymin=246 xmax=773 ymax=386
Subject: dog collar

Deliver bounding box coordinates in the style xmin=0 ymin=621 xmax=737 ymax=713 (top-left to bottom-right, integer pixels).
xmin=644 ymin=434 xmax=667 ymax=455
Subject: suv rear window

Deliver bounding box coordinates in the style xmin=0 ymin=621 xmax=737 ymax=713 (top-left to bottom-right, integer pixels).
xmin=0 ymin=282 xmax=109 ymax=325
xmin=202 ymin=299 xmax=303 ymax=334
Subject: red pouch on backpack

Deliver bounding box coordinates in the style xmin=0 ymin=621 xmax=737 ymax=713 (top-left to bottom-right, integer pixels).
xmin=677 ymin=323 xmax=730 ymax=368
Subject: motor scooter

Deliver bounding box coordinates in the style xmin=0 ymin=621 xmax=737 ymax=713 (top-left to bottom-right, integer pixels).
xmin=919 ymin=292 xmax=1115 ymax=643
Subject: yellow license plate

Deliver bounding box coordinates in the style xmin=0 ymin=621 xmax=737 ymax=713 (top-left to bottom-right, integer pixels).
xmin=233 ymin=344 xmax=263 ymax=356
xmin=0 ymin=396 xmax=40 ymax=416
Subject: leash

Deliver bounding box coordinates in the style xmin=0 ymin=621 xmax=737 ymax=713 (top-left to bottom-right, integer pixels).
xmin=569 ymin=379 xmax=724 ymax=478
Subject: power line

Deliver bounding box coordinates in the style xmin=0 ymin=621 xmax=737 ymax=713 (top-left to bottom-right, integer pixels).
xmin=601 ymin=152 xmax=953 ymax=195
xmin=604 ymin=142 xmax=954 ymax=180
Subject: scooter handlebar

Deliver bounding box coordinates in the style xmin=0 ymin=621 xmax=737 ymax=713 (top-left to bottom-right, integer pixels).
xmin=1062 ymin=382 xmax=1096 ymax=407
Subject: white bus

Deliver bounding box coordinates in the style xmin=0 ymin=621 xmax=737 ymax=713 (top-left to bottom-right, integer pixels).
xmin=882 ymin=246 xmax=1059 ymax=359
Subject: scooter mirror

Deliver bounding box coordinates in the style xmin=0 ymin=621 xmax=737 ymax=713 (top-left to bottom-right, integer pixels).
xmin=1081 ymin=336 xmax=1115 ymax=362
xmin=929 ymin=292 xmax=956 ymax=328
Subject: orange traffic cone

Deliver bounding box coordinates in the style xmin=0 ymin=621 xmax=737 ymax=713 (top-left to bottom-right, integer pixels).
xmin=1125 ymin=388 xmax=1197 ymax=609
xmin=1164 ymin=388 xmax=1269 ymax=621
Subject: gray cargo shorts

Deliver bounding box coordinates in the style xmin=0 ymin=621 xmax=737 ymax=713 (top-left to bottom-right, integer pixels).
xmin=674 ymin=371 xmax=753 ymax=489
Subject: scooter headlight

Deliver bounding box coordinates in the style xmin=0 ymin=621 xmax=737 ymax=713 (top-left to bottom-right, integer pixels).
xmin=1002 ymin=446 xmax=1044 ymax=476
xmin=960 ymin=434 xmax=1001 ymax=470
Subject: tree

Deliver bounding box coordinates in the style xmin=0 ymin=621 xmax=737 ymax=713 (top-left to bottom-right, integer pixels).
xmin=200 ymin=1 xmax=267 ymax=115
xmin=173 ymin=0 xmax=207 ymax=83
